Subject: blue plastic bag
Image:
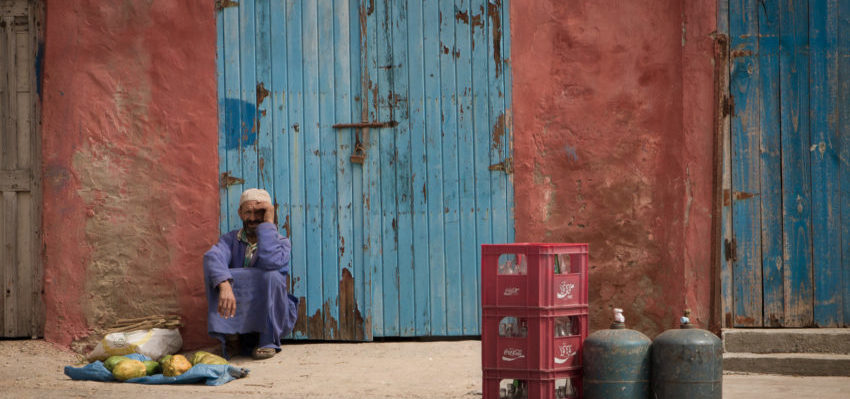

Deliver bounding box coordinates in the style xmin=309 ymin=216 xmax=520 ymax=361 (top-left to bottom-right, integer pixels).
xmin=64 ymin=353 xmax=249 ymax=386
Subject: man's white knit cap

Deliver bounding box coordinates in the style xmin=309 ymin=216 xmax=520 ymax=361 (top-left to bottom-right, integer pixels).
xmin=239 ymin=188 xmax=272 ymax=207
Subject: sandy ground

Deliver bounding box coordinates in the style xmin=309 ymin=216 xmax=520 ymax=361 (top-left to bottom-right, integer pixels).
xmin=1 ymin=339 xmax=848 ymax=398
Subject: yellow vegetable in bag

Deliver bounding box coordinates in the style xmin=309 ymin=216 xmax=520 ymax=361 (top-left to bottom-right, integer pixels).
xmin=191 ymin=351 xmax=228 ymax=365
xmin=112 ymin=359 xmax=147 ymax=381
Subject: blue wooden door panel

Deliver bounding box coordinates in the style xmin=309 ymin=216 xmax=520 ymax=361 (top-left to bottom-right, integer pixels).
xmin=729 ymin=0 xmax=763 ymax=327
xmin=756 ymin=0 xmax=783 ymax=327
xmin=840 ymin=0 xmax=850 ymax=328
xmin=217 ymin=0 xmax=513 ymax=340
xmin=406 ymin=0 xmax=432 ymax=337
xmin=810 ymin=0 xmax=843 ymax=327
xmin=779 ymin=0 xmax=814 ymax=327
xmin=726 ymin=0 xmax=849 ymax=328
xmin=390 ymin=0 xmax=416 ymax=337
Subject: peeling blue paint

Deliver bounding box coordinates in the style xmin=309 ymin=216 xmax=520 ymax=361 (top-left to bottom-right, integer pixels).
xmin=223 ymin=97 xmax=257 ymax=150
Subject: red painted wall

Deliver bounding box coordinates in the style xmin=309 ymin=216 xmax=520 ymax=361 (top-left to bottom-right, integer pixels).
xmin=39 ymin=0 xmax=717 ymax=347
xmin=511 ymin=0 xmax=717 ymax=336
xmin=41 ymin=1 xmax=219 ymax=348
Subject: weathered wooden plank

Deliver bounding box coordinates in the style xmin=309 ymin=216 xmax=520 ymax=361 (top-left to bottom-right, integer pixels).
xmin=439 ymin=0 xmax=462 ymax=336
xmin=423 ymin=0 xmax=447 ymax=336
xmin=349 ymin=0 xmax=368 ymax=341
xmin=0 ymin=16 xmax=6 ymax=170
xmin=333 ymin=0 xmax=356 ymax=341
xmin=0 ymin=189 xmax=5 ymax=335
xmin=390 ymin=0 xmax=416 ymax=337
xmin=317 ymin=0 xmax=340 ymax=340
xmin=216 ymin=7 xmax=228 ymax=235
xmin=3 ymin=16 xmax=17 ymax=171
xmin=255 ymin=0 xmax=273 ymax=191
xmin=471 ymin=0 xmax=493 ymax=326
xmin=757 ymin=0 xmax=784 ymax=327
xmin=779 ymin=0 xmax=814 ymax=327
xmin=269 ymin=0 xmax=294 ymax=337
xmin=301 ymin=0 xmax=325 ymax=340
xmin=454 ymin=0 xmax=479 ymax=335
xmin=718 ymin=30 xmax=734 ymax=329
xmin=487 ymin=0 xmax=509 ymax=247
xmin=28 ymin=1 xmax=42 ymax=338
xmin=406 ymin=0 xmax=432 ymax=336
xmin=838 ymin=0 xmax=850 ymax=328
xmin=222 ymin=3 xmax=242 ymax=231
xmin=284 ymin=0 xmax=309 ymax=339
xmin=729 ymin=0 xmax=762 ymax=327
xmin=810 ymin=0 xmax=842 ymax=327
xmin=364 ymin=0 xmax=384 ymax=338
xmin=16 ymin=191 xmax=31 ymax=335
xmin=238 ymin=0 xmax=258 ymax=195
xmin=375 ymin=0 xmax=399 ymax=337
xmin=15 ymin=28 xmax=29 ymax=170
xmin=3 ymin=191 xmax=18 ymax=336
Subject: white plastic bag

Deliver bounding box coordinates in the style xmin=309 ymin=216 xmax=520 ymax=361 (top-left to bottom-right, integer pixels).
xmin=87 ymin=328 xmax=182 ymax=361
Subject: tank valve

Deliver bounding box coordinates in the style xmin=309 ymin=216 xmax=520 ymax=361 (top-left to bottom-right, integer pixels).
xmin=680 ymin=309 xmax=693 ymax=329
xmin=611 ymin=308 xmax=625 ymax=329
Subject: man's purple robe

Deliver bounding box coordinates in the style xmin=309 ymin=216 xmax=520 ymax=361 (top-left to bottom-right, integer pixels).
xmin=203 ymin=222 xmax=299 ymax=357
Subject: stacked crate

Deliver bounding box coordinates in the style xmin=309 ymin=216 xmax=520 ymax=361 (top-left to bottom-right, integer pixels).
xmin=481 ymin=243 xmax=589 ymax=399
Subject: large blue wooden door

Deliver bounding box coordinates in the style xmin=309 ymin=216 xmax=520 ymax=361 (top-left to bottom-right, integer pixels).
xmin=724 ymin=0 xmax=850 ymax=327
xmin=216 ymin=0 xmax=513 ymax=340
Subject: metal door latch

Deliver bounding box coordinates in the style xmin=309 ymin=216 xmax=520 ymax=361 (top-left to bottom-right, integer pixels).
xmin=489 ymin=157 xmax=513 ymax=174
xmin=333 ymin=121 xmax=398 ymax=164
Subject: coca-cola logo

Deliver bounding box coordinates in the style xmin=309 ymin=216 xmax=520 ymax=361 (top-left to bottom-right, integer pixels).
xmin=556 ymin=281 xmax=576 ymax=299
xmin=554 ymin=343 xmax=577 ymax=364
xmin=503 ymin=287 xmax=520 ymax=296
xmin=502 ymin=348 xmax=526 ymax=362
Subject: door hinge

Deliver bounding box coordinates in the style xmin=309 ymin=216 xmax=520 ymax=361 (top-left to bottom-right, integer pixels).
xmin=724 ymin=238 xmax=737 ymax=262
xmin=722 ymin=95 xmax=735 ymax=118
xmin=215 ymin=0 xmax=239 ymax=11
xmin=220 ymin=171 xmax=244 ymax=189
xmin=489 ymin=157 xmax=513 ymax=174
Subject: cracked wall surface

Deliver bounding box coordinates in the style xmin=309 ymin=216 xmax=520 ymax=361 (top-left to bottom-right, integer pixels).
xmin=41 ymin=0 xmax=219 ymax=348
xmin=511 ymin=0 xmax=717 ymax=336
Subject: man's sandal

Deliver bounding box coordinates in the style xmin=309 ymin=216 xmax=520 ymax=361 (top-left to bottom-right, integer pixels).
xmin=252 ymin=347 xmax=276 ymax=360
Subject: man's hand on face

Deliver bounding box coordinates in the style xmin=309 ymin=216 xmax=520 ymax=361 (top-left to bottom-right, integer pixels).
xmin=261 ymin=201 xmax=275 ymax=224
xmin=217 ymin=280 xmax=237 ymax=319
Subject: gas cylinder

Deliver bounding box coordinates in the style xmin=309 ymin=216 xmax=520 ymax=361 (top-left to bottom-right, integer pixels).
xmin=651 ymin=310 xmax=722 ymax=399
xmin=582 ymin=308 xmax=651 ymax=399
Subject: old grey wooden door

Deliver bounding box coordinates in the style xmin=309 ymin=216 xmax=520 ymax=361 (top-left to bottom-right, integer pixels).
xmin=0 ymin=0 xmax=43 ymax=338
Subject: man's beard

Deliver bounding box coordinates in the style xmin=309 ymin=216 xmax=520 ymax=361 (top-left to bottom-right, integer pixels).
xmin=243 ymin=219 xmax=260 ymax=237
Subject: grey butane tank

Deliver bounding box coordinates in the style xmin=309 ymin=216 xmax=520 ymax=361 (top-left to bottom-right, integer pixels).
xmin=583 ymin=308 xmax=651 ymax=399
xmin=651 ymin=310 xmax=722 ymax=399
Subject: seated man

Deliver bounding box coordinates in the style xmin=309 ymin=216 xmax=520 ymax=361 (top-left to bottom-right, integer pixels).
xmin=203 ymin=188 xmax=299 ymax=359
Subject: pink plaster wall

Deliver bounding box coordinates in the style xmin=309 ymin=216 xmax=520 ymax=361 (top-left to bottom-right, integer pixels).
xmin=511 ymin=0 xmax=717 ymax=336
xmin=41 ymin=1 xmax=219 ymax=348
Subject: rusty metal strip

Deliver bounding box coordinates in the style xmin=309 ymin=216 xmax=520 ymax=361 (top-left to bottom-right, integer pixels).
xmin=215 ymin=0 xmax=239 ymax=12
xmin=332 ymin=120 xmax=398 ymax=129
xmin=219 ymin=171 xmax=244 ymax=189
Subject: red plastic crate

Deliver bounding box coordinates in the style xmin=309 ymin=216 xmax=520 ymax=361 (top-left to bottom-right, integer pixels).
xmin=483 ymin=369 xmax=582 ymax=399
xmin=482 ymin=307 xmax=588 ymax=373
xmin=482 ymin=243 xmax=588 ymax=309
